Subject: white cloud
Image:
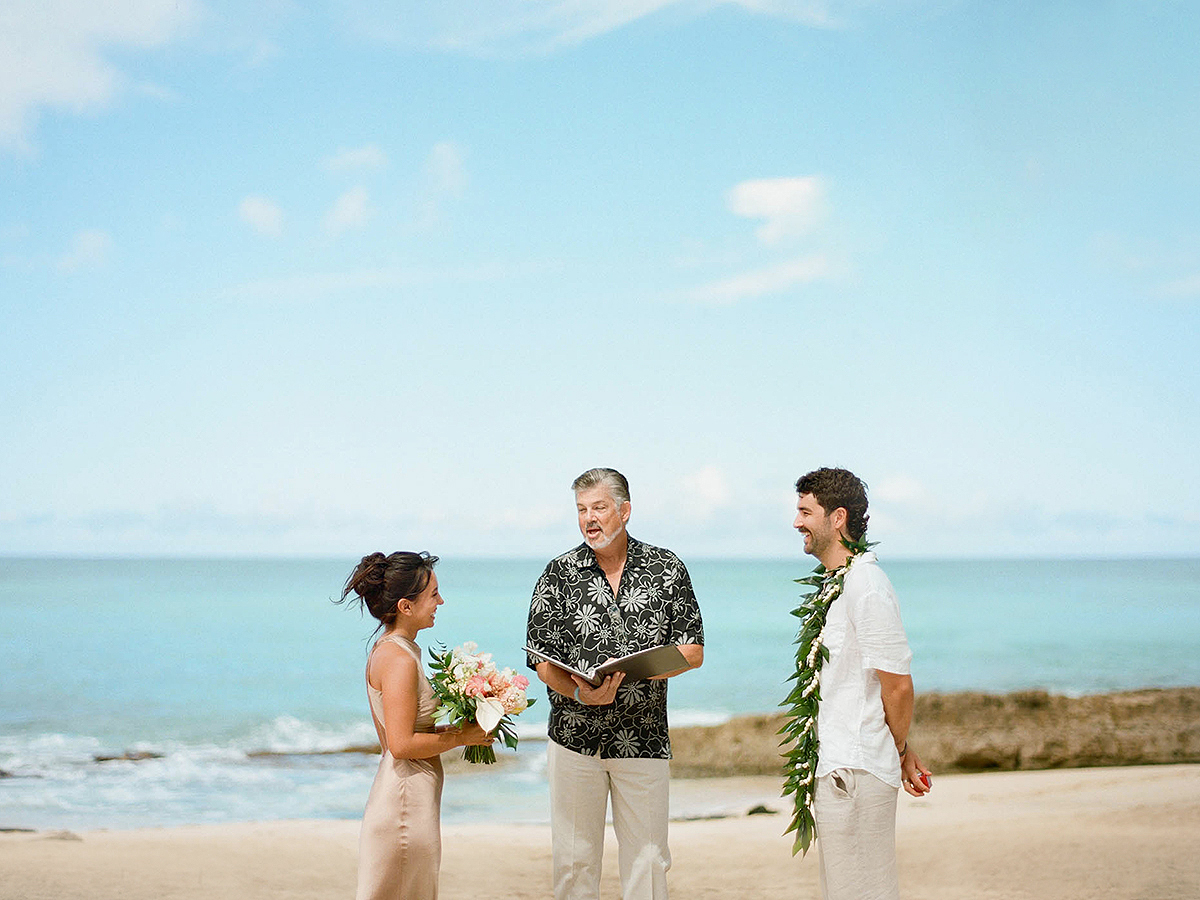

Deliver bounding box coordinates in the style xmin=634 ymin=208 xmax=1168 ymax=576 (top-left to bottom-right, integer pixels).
xmin=1088 ymin=232 xmax=1200 ymax=301
xmin=130 ymin=81 xmax=180 ymax=103
xmin=242 ymin=38 xmax=282 ymax=69
xmin=417 ymin=141 xmax=467 ymax=226
xmin=872 ymin=475 xmax=924 ymax=504
xmin=325 ymin=186 xmax=372 ymax=235
xmin=0 ymin=0 xmax=197 ymax=152
xmin=680 ymin=465 xmax=734 ymax=520
xmin=221 ymin=267 xmax=413 ymax=303
xmin=325 ymin=143 xmax=388 ymax=172
xmin=238 ymin=196 xmax=284 ymax=236
xmin=424 ymin=141 xmax=467 ymax=196
xmin=685 ymin=175 xmax=838 ymax=304
xmin=686 ymin=254 xmax=831 ymax=304
xmin=57 ymin=228 xmax=111 ymax=271
xmin=1158 ymin=274 xmax=1200 ymax=300
xmin=219 ymin=258 xmax=558 ymax=303
xmin=343 ymin=1 xmax=839 ymax=56
xmin=727 ymin=175 xmax=827 ymax=244
xmin=733 ymin=1 xmax=837 ymax=27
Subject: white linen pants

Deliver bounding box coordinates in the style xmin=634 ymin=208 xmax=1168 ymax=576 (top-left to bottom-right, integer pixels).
xmin=547 ymin=740 xmax=671 ymax=900
xmin=813 ymin=768 xmax=900 ymax=900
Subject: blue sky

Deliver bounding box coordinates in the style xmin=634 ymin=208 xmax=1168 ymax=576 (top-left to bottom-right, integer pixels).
xmin=2 ymin=1 xmax=1198 ymax=559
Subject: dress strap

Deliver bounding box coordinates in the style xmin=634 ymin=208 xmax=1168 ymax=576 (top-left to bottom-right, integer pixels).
xmin=373 ymin=634 xmax=422 ymax=665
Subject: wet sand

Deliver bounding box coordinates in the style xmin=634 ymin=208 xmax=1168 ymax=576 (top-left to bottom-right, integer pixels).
xmin=3 ymin=764 xmax=1198 ymax=900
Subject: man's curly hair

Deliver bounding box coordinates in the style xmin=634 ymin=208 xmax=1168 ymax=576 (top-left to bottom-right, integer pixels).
xmin=794 ymin=467 xmax=869 ymax=541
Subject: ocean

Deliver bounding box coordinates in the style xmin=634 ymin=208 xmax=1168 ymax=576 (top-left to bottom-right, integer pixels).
xmin=2 ymin=556 xmax=1198 ymax=831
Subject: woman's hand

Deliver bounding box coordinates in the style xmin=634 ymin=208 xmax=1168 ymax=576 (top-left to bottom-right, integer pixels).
xmin=456 ymin=722 xmax=496 ymax=747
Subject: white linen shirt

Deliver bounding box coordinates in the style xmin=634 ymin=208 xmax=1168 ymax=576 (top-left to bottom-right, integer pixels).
xmin=814 ymin=551 xmax=912 ymax=788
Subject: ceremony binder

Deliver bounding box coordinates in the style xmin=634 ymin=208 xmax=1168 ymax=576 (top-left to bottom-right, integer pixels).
xmin=523 ymin=644 xmax=689 ymax=687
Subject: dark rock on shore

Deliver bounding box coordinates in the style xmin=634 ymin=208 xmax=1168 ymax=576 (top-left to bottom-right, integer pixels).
xmin=914 ymin=687 xmax=1200 ymax=772
xmin=668 ymin=687 xmax=1200 ymax=778
xmin=93 ymin=751 xmax=164 ymax=763
xmin=247 ymin=745 xmax=381 ymax=758
xmin=670 ymin=712 xmax=788 ymax=777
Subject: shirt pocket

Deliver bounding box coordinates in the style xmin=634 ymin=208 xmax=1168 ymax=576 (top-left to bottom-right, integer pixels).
xmin=820 ymin=612 xmax=848 ymax=659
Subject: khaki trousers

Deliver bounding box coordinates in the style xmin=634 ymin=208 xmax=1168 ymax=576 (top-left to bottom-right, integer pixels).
xmin=814 ymin=768 xmax=900 ymax=900
xmin=547 ymin=740 xmax=671 ymax=900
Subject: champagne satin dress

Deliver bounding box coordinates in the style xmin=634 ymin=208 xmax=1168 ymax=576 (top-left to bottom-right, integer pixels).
xmin=356 ymin=635 xmax=444 ymax=900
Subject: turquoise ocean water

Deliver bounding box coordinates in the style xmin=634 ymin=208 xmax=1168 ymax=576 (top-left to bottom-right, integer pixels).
xmin=2 ymin=556 xmax=1198 ymax=831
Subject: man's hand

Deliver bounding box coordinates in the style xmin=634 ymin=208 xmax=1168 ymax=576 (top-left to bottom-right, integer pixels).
xmin=901 ymin=747 xmax=933 ymax=797
xmin=572 ymin=672 xmax=624 ymax=705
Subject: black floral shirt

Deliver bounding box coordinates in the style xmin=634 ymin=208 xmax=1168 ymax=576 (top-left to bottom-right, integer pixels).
xmin=525 ymin=536 xmax=704 ymax=759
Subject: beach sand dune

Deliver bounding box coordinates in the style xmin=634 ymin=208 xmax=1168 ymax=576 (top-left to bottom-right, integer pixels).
xmin=3 ymin=764 xmax=1198 ymax=900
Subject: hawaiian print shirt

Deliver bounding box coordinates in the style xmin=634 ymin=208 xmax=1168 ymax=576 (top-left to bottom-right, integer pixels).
xmin=525 ymin=536 xmax=704 ymax=759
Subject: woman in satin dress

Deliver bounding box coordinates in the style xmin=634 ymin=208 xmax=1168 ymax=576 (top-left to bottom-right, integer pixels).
xmin=340 ymin=551 xmax=493 ymax=900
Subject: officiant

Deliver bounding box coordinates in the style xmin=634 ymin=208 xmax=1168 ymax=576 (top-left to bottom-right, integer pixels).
xmin=525 ymin=467 xmax=704 ymax=900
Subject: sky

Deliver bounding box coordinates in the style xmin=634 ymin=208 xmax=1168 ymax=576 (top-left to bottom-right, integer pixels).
xmin=2 ymin=0 xmax=1198 ymax=560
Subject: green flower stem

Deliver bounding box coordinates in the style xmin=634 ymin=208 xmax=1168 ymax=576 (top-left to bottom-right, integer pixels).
xmin=463 ymin=744 xmax=497 ymax=765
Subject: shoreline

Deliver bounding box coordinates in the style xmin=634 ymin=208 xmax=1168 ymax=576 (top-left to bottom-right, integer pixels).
xmin=3 ymin=686 xmax=1197 ymax=836
xmin=274 ymin=685 xmax=1200 ymax=778
xmin=669 ymin=685 xmax=1200 ymax=777
xmin=18 ymin=684 xmax=1196 ymax=774
xmin=3 ymin=765 xmax=1198 ymax=899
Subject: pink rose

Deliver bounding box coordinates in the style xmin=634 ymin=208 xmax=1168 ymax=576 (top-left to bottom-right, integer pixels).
xmin=512 ymin=674 xmax=529 ymax=690
xmin=464 ymin=674 xmax=491 ymax=698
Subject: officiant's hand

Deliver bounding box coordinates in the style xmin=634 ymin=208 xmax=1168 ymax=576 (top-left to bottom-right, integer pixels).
xmin=572 ymin=672 xmax=624 ymax=706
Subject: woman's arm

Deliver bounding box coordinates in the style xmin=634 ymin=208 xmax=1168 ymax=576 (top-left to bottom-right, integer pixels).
xmin=372 ymin=643 xmax=492 ymax=759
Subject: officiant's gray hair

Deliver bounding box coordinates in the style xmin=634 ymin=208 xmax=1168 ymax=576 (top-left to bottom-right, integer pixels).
xmin=572 ymin=467 xmax=630 ymax=505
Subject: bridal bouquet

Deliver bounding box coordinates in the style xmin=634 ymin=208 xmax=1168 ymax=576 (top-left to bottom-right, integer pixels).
xmin=428 ymin=642 xmax=536 ymax=764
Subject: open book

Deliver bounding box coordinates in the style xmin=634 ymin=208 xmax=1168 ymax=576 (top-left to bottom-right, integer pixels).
xmin=523 ymin=644 xmax=689 ymax=687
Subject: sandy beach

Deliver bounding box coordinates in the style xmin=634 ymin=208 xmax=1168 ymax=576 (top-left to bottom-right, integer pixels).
xmin=4 ymin=763 xmax=1198 ymax=900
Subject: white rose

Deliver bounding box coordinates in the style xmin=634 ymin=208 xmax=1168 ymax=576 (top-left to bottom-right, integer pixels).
xmin=500 ymin=686 xmax=527 ymax=715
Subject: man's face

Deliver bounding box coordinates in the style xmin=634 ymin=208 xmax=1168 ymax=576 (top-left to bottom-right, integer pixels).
xmin=576 ymin=485 xmax=630 ymax=551
xmin=793 ymin=493 xmax=838 ymax=560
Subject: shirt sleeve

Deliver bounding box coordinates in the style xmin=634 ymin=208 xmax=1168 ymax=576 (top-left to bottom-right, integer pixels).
xmin=526 ymin=564 xmax=566 ymax=671
xmin=666 ymin=558 xmax=704 ymax=647
xmin=850 ymin=586 xmax=911 ymax=675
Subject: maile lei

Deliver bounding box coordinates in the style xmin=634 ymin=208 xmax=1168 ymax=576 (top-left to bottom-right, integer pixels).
xmin=779 ymin=533 xmax=875 ymax=856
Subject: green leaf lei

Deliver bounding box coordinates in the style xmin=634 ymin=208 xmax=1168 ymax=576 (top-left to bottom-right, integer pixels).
xmin=779 ymin=534 xmax=875 ymax=856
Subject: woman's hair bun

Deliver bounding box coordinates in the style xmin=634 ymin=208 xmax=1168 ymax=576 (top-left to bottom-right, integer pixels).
xmin=337 ymin=551 xmax=439 ymax=634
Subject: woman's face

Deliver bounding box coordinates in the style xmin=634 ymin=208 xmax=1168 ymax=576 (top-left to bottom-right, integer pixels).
xmin=403 ymin=572 xmax=443 ymax=631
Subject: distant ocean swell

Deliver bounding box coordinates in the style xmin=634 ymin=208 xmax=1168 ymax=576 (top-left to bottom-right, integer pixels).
xmin=2 ymin=556 xmax=1198 ymax=831
xmin=0 ymin=710 xmax=730 ymax=832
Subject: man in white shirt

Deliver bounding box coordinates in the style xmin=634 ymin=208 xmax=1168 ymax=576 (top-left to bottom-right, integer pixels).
xmin=793 ymin=467 xmax=932 ymax=900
